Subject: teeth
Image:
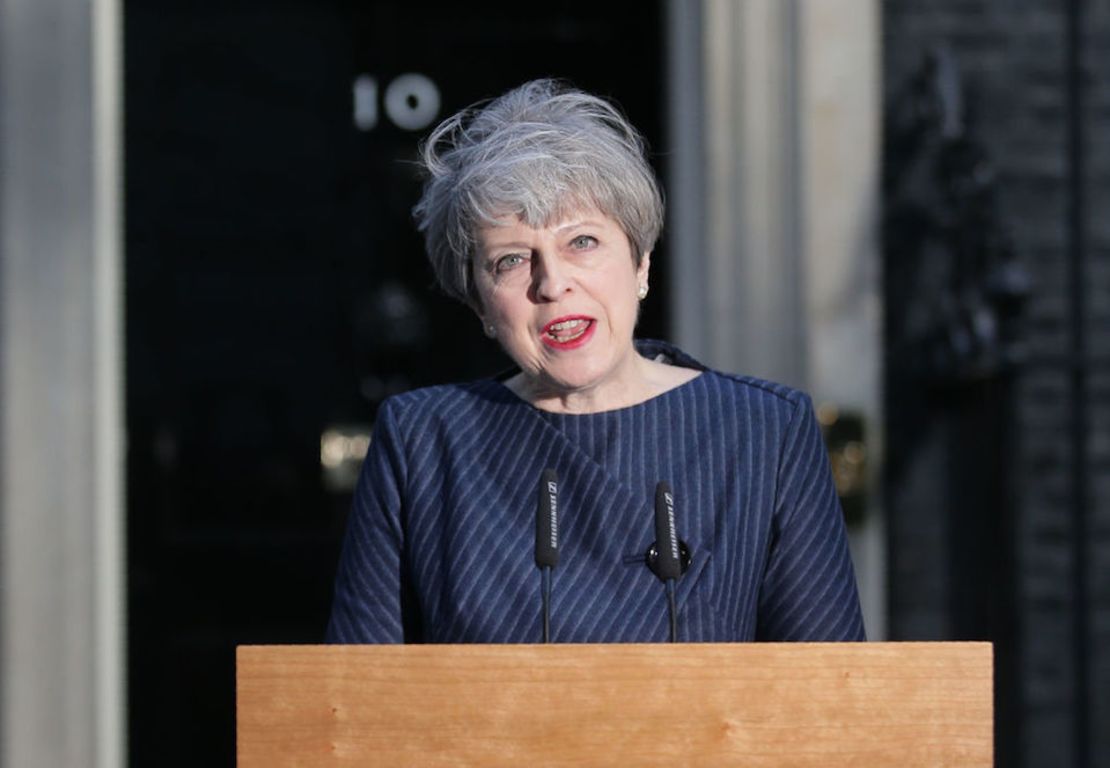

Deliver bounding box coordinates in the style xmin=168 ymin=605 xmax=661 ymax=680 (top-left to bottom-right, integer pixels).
xmin=549 ymin=319 xmax=584 ymax=331
xmin=545 ymin=318 xmax=590 ymax=342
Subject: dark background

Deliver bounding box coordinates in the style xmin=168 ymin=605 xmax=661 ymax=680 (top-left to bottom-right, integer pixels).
xmin=882 ymin=3 xmax=1110 ymax=766
xmin=124 ymin=1 xmax=666 ymax=764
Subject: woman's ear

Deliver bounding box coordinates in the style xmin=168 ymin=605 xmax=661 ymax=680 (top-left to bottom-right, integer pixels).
xmin=637 ymin=252 xmax=652 ymax=293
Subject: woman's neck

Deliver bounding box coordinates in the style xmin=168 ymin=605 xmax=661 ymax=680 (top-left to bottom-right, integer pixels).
xmin=505 ymin=356 xmax=701 ymax=414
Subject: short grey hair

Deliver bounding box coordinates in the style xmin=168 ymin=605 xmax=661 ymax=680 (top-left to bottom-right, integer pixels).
xmin=412 ymin=79 xmax=665 ymax=305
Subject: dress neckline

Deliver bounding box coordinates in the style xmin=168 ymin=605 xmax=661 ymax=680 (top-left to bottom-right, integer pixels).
xmin=487 ymin=339 xmax=708 ymax=417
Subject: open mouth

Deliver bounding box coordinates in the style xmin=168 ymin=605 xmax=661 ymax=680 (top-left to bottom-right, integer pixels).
xmin=541 ymin=316 xmax=595 ymax=348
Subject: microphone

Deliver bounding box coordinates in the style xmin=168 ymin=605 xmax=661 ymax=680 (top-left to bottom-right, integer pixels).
xmin=535 ymin=469 xmax=559 ymax=642
xmin=646 ymin=481 xmax=690 ymax=642
xmin=653 ymin=482 xmax=682 ymax=580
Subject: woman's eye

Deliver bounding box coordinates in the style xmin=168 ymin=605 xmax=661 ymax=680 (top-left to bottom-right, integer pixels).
xmin=570 ymin=235 xmax=598 ymax=249
xmin=494 ymin=254 xmax=526 ymax=273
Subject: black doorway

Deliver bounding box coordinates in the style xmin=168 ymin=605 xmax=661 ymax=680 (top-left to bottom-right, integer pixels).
xmin=124 ymin=1 xmax=667 ymax=763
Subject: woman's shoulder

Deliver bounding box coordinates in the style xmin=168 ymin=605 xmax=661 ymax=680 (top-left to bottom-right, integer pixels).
xmin=708 ymin=370 xmax=811 ymax=409
xmin=636 ymin=338 xmax=811 ymax=412
xmin=375 ymin=377 xmax=519 ymax=424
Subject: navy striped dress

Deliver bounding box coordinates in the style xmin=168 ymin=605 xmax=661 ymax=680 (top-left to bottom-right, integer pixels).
xmin=327 ymin=341 xmax=865 ymax=643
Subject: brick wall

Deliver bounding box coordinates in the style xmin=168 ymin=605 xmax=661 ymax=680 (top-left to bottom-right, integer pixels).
xmin=1084 ymin=2 xmax=1110 ymax=762
xmin=883 ymin=2 xmax=1109 ymax=765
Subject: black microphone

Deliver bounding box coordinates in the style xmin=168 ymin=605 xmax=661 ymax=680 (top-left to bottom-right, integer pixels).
xmin=535 ymin=469 xmax=559 ymax=642
xmin=653 ymin=482 xmax=682 ymax=580
xmin=535 ymin=469 xmax=559 ymax=569
xmin=646 ymin=481 xmax=690 ymax=642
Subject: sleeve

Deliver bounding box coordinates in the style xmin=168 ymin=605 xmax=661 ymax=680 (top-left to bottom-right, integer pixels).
xmin=756 ymin=393 xmax=867 ymax=641
xmin=325 ymin=398 xmax=411 ymax=643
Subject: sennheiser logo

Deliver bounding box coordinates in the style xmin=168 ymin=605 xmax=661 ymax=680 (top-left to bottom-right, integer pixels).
xmin=546 ymin=481 xmax=558 ymax=549
xmin=664 ymin=492 xmax=679 ymax=560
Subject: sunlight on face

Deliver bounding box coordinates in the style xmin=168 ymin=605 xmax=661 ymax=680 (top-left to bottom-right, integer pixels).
xmin=473 ymin=208 xmax=650 ymax=407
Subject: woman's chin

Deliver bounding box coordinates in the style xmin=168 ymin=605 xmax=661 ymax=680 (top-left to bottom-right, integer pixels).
xmin=509 ymin=338 xmax=644 ymax=407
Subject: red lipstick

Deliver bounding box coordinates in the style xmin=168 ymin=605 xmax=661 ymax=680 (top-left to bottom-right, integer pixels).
xmin=541 ymin=315 xmax=596 ymax=350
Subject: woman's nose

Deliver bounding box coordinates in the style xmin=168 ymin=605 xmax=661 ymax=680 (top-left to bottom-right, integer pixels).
xmin=531 ymin=254 xmax=572 ymax=301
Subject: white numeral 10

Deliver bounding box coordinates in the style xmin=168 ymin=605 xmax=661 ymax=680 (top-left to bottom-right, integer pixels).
xmin=353 ymin=73 xmax=441 ymax=132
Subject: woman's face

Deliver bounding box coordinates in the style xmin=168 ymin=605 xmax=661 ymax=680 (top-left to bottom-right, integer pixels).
xmin=473 ymin=208 xmax=650 ymax=402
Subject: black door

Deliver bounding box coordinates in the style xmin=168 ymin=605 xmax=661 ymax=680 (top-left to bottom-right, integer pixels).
xmin=125 ymin=1 xmax=666 ymax=764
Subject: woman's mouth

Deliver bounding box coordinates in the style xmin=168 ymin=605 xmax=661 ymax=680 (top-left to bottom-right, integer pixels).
xmin=541 ymin=316 xmax=596 ymax=349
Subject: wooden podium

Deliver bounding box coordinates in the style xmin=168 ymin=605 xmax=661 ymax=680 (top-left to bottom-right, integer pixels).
xmin=237 ymin=642 xmax=992 ymax=766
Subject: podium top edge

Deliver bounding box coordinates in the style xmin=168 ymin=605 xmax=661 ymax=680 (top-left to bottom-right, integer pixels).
xmin=236 ymin=640 xmax=993 ymax=653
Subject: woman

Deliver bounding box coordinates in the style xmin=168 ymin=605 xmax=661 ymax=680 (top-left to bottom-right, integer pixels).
xmin=327 ymin=79 xmax=865 ymax=643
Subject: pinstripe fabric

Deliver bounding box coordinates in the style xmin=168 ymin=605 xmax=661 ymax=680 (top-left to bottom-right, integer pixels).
xmin=327 ymin=341 xmax=865 ymax=644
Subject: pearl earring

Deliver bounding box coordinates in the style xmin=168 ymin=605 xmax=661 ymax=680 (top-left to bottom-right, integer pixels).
xmin=484 ymin=324 xmax=496 ymax=338
xmin=637 ymin=284 xmax=649 ymax=300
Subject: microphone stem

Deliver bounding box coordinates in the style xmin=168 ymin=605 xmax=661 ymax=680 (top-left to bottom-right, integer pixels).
xmin=542 ymin=566 xmax=552 ymax=643
xmin=666 ymin=579 xmax=678 ymax=643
